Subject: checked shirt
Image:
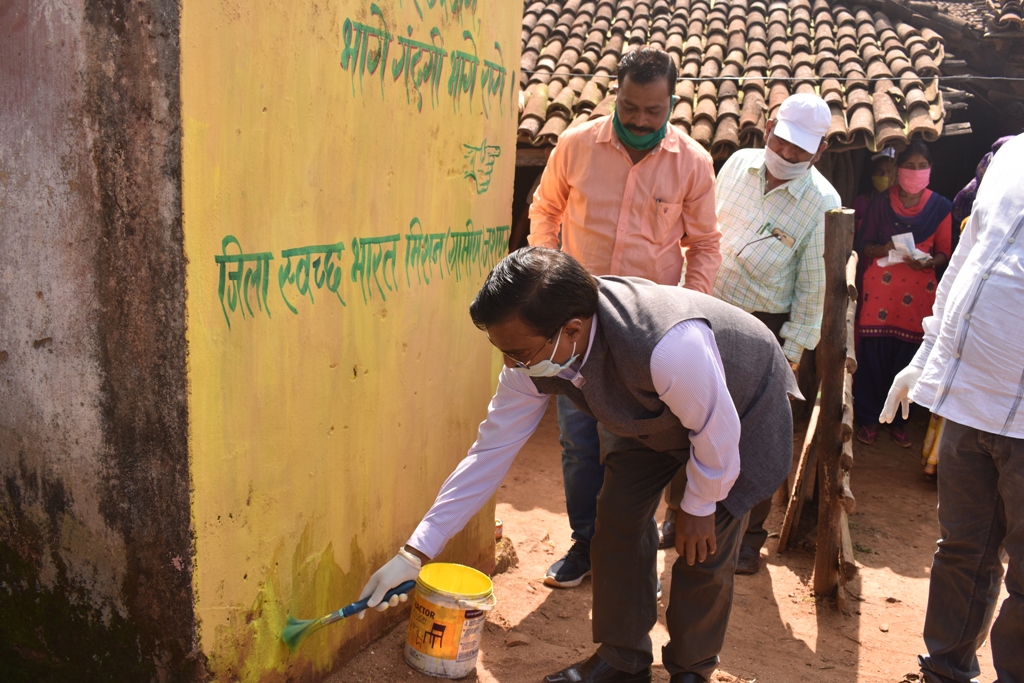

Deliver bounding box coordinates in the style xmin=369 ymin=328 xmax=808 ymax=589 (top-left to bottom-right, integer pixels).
xmin=713 ymin=148 xmax=841 ymax=362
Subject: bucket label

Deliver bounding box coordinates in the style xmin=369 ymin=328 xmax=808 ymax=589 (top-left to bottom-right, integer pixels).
xmin=408 ymin=600 xmax=466 ymax=660
xmin=455 ymin=610 xmax=485 ymax=663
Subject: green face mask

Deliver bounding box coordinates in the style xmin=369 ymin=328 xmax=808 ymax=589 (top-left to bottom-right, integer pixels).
xmin=612 ymin=95 xmax=675 ymax=151
xmin=872 ymin=175 xmax=891 ymax=193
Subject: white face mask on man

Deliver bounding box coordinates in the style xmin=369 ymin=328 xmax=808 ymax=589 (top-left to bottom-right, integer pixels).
xmin=519 ymin=326 xmax=578 ymax=378
xmin=763 ymin=146 xmax=812 ymax=181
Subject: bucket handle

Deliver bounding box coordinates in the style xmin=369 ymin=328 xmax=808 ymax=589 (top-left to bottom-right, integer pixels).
xmin=455 ymin=593 xmax=497 ymax=611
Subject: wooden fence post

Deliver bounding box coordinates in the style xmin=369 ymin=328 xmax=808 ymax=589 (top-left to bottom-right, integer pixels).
xmin=813 ymin=208 xmax=855 ymax=597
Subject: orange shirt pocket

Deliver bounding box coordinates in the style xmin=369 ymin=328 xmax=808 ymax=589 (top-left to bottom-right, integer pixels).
xmin=643 ymin=198 xmax=683 ymax=243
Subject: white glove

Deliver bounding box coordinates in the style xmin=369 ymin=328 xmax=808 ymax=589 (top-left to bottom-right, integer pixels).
xmin=357 ymin=548 xmax=421 ymax=619
xmin=880 ymin=365 xmax=923 ymax=423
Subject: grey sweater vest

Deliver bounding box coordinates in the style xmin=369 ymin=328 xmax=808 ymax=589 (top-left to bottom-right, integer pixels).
xmin=532 ymin=277 xmax=796 ymax=518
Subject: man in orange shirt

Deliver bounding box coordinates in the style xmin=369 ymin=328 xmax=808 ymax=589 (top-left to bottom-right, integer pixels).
xmin=528 ymin=46 xmax=721 ymax=591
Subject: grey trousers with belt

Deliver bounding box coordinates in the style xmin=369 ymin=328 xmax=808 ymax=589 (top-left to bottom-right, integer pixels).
xmin=591 ymin=445 xmax=748 ymax=680
xmin=919 ymin=419 xmax=1024 ymax=683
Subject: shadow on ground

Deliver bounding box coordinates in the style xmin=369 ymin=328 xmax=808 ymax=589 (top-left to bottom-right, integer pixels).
xmin=338 ymin=406 xmax=1002 ymax=683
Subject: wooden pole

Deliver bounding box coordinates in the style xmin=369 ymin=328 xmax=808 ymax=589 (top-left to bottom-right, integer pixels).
xmin=843 ymin=250 xmax=860 ymax=374
xmin=841 ymin=438 xmax=854 ymax=471
xmin=813 ymin=208 xmax=855 ymax=597
xmin=840 ymin=509 xmax=858 ymax=580
xmin=840 ymin=470 xmax=856 ymax=514
xmin=840 ymin=369 xmax=855 ymax=443
xmin=845 ymin=290 xmax=858 ymax=376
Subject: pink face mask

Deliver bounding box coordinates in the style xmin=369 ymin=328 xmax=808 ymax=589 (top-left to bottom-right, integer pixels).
xmin=898 ymin=167 xmax=931 ymax=194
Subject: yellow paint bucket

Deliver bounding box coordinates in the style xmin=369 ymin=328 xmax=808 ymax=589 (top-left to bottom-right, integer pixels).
xmin=404 ymin=563 xmax=496 ymax=679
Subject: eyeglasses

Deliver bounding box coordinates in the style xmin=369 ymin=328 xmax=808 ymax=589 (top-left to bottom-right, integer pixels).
xmin=502 ymin=333 xmax=556 ymax=369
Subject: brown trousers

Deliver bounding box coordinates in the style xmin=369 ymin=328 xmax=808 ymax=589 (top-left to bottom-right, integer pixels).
xmin=594 ymin=446 xmax=748 ymax=678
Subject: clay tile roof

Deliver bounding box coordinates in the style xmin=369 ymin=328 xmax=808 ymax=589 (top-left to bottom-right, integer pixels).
xmin=519 ymin=0 xmax=952 ymax=157
xmin=987 ymin=0 xmax=1024 ymax=34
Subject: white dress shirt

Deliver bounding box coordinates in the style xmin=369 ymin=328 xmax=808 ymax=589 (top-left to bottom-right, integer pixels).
xmin=407 ymin=318 xmax=742 ymax=559
xmin=909 ymin=133 xmax=1024 ymax=437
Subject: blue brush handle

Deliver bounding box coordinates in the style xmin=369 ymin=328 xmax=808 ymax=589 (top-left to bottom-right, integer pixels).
xmin=337 ymin=580 xmax=418 ymax=619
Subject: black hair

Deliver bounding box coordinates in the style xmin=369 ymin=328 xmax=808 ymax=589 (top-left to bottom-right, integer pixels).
xmin=856 ymin=153 xmax=895 ymax=194
xmin=898 ymin=141 xmax=932 ymax=166
xmin=469 ymin=247 xmax=599 ymax=338
xmin=871 ymin=154 xmax=895 ymax=173
xmin=617 ymin=46 xmax=677 ymax=93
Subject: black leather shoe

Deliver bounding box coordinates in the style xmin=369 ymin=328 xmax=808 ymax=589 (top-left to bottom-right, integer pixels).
xmin=735 ymin=545 xmax=761 ymax=575
xmin=543 ymin=654 xmax=652 ymax=683
xmin=658 ymin=508 xmax=677 ymax=549
xmin=669 ymin=673 xmax=708 ymax=683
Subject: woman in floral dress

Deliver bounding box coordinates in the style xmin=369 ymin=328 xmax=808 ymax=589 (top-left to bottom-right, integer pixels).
xmin=853 ymin=142 xmax=952 ymax=448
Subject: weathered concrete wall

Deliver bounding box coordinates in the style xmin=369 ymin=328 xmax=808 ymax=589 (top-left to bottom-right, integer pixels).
xmin=181 ymin=0 xmax=519 ymax=680
xmin=0 ymin=1 xmax=203 ymax=680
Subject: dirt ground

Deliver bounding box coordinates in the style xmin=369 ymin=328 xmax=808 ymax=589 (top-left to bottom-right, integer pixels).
xmin=339 ymin=405 xmax=1006 ymax=683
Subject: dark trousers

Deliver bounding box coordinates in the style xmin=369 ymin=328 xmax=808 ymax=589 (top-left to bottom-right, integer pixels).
xmin=919 ymin=420 xmax=1024 ymax=683
xmin=750 ymin=311 xmax=818 ymax=414
xmin=747 ymin=312 xmax=812 ymax=551
xmin=740 ymin=497 xmax=773 ymax=553
xmin=853 ymin=336 xmax=920 ymax=427
xmin=593 ymin=446 xmax=747 ymax=679
xmin=556 ymin=395 xmax=603 ymax=545
xmin=663 ymin=476 xmax=771 ymax=555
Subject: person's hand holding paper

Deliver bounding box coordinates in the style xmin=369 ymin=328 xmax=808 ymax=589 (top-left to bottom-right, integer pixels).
xmin=877 ymin=231 xmax=928 ymax=266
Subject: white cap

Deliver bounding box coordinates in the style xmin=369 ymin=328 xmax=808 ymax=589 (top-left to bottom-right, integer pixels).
xmin=774 ymin=93 xmax=831 ymax=154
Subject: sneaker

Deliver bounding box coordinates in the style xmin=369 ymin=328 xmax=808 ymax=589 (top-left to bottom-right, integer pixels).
xmin=544 ymin=541 xmax=592 ymax=588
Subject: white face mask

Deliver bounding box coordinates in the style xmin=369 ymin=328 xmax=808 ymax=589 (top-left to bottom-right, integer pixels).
xmin=764 ymin=146 xmax=812 ymax=181
xmin=520 ymin=326 xmax=579 ymax=378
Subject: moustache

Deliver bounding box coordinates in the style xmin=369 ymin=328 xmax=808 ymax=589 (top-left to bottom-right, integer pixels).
xmin=626 ymin=125 xmax=656 ymax=135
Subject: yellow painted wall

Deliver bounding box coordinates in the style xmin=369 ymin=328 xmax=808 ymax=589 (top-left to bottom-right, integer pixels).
xmin=181 ymin=1 xmax=520 ymax=679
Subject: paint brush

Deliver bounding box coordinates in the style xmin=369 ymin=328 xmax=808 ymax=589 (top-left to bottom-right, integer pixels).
xmin=281 ymin=580 xmax=418 ymax=651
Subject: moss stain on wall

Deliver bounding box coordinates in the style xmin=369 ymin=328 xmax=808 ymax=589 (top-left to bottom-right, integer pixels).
xmin=1 ymin=0 xmax=203 ymax=678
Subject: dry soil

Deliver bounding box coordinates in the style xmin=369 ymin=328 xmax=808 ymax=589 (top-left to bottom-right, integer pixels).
xmin=336 ymin=405 xmax=1006 ymax=683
